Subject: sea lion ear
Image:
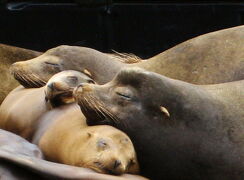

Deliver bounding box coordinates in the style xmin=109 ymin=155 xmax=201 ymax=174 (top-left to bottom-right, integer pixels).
xmin=83 ymin=69 xmax=92 ymax=78
xmin=160 ymin=106 xmax=170 ymax=118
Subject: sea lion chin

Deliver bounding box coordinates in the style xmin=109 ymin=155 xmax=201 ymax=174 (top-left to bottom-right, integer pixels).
xmin=73 ymin=67 xmax=244 ymax=180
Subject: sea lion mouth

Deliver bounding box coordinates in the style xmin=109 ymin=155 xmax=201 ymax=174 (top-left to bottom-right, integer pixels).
xmin=11 ymin=69 xmax=46 ymax=88
xmin=73 ymin=86 xmax=118 ymax=126
xmin=92 ymin=162 xmax=124 ymax=175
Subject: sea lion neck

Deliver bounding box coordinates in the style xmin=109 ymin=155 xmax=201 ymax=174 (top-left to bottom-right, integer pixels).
xmin=156 ymin=76 xmax=223 ymax=128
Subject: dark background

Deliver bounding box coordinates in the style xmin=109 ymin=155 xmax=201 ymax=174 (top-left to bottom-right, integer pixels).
xmin=0 ymin=0 xmax=243 ymax=58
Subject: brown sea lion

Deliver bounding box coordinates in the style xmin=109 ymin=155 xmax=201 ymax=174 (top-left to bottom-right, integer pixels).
xmin=0 ymin=70 xmax=93 ymax=139
xmin=0 ymin=44 xmax=41 ymax=104
xmin=11 ymin=25 xmax=244 ymax=88
xmin=33 ymin=103 xmax=139 ymax=175
xmin=73 ymin=67 xmax=244 ymax=180
xmin=0 ymin=129 xmax=147 ymax=180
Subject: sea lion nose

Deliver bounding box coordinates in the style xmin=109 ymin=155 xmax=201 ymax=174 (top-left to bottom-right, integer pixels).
xmin=77 ymin=83 xmax=84 ymax=88
xmin=10 ymin=62 xmax=20 ymax=75
xmin=77 ymin=83 xmax=92 ymax=92
xmin=47 ymin=82 xmax=54 ymax=90
xmin=110 ymin=159 xmax=126 ymax=175
xmin=113 ymin=160 xmax=121 ymax=169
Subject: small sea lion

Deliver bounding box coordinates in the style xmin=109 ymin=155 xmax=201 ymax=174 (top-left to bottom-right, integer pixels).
xmin=33 ymin=103 xmax=139 ymax=175
xmin=0 ymin=129 xmax=147 ymax=180
xmin=11 ymin=25 xmax=244 ymax=88
xmin=0 ymin=44 xmax=41 ymax=104
xmin=73 ymin=67 xmax=244 ymax=180
xmin=0 ymin=70 xmax=92 ymax=139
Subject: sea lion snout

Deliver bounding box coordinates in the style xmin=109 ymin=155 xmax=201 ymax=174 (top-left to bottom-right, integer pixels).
xmin=10 ymin=61 xmax=46 ymax=88
xmin=108 ymin=159 xmax=126 ymax=175
xmin=73 ymin=83 xmax=93 ymax=96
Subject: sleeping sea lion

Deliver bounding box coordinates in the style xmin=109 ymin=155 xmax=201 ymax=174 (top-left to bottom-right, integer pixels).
xmin=0 ymin=44 xmax=41 ymax=104
xmin=33 ymin=103 xmax=139 ymax=175
xmin=0 ymin=129 xmax=147 ymax=180
xmin=0 ymin=70 xmax=93 ymax=140
xmin=11 ymin=25 xmax=244 ymax=88
xmin=73 ymin=67 xmax=244 ymax=180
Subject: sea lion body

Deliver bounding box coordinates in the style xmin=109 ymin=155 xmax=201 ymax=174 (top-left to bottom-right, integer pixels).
xmin=0 ymin=86 xmax=48 ymax=139
xmin=11 ymin=25 xmax=244 ymax=88
xmin=0 ymin=44 xmax=41 ymax=104
xmin=73 ymin=67 xmax=244 ymax=180
xmin=0 ymin=129 xmax=147 ymax=180
xmin=33 ymin=102 xmax=139 ymax=175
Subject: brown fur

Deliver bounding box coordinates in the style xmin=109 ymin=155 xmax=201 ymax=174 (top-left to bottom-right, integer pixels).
xmin=0 ymin=70 xmax=91 ymax=140
xmin=0 ymin=86 xmax=49 ymax=140
xmin=0 ymin=44 xmax=41 ymax=104
xmin=0 ymin=129 xmax=147 ymax=180
xmin=33 ymin=103 xmax=139 ymax=175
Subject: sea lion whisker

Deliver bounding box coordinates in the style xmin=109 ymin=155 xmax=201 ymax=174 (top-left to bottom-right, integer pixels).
xmin=98 ymin=105 xmax=121 ymax=125
xmin=88 ymin=96 xmax=112 ymax=120
xmin=16 ymin=72 xmax=30 ymax=88
xmin=29 ymin=74 xmax=46 ymax=87
xmin=31 ymin=73 xmax=47 ymax=84
xmin=83 ymin=96 xmax=104 ymax=119
xmin=88 ymin=97 xmax=107 ymax=120
xmin=87 ymin=95 xmax=121 ymax=125
xmin=24 ymin=73 xmax=40 ymax=87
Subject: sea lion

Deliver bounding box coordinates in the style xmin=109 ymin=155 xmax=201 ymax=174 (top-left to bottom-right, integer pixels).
xmin=33 ymin=103 xmax=139 ymax=175
xmin=73 ymin=67 xmax=244 ymax=180
xmin=0 ymin=44 xmax=41 ymax=104
xmin=0 ymin=129 xmax=147 ymax=180
xmin=11 ymin=25 xmax=244 ymax=88
xmin=0 ymin=70 xmax=93 ymax=139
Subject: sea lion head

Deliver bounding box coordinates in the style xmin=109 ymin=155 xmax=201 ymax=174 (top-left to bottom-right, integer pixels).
xmin=10 ymin=45 xmax=140 ymax=89
xmin=45 ymin=70 xmax=95 ymax=107
xmin=10 ymin=46 xmax=96 ymax=88
xmin=73 ymin=67 xmax=171 ymax=130
xmin=77 ymin=125 xmax=139 ymax=175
